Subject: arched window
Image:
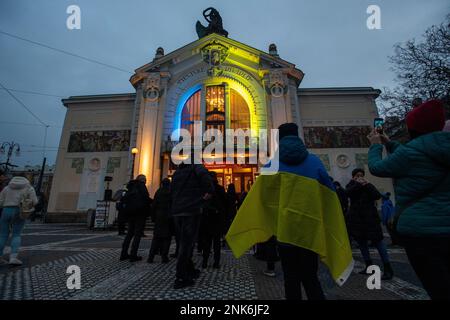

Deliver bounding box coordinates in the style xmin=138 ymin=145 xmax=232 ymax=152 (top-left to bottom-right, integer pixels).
xmin=230 ymin=89 xmax=250 ymax=130
xmin=179 ymin=86 xmax=250 ymax=136
xmin=180 ymin=89 xmax=201 ymax=136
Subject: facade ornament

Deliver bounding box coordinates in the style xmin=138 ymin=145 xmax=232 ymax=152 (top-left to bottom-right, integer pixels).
xmin=153 ymin=47 xmax=164 ymax=61
xmin=143 ymin=73 xmax=162 ymax=102
xmin=201 ymin=41 xmax=229 ymax=77
xmin=336 ymin=154 xmax=350 ymax=168
xmin=269 ymin=43 xmax=279 ymax=58
xmin=267 ymin=70 xmax=288 ymax=97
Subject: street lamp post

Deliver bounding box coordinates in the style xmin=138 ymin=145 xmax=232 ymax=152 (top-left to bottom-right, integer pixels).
xmin=131 ymin=147 xmax=139 ymax=180
xmin=0 ymin=141 xmax=21 ymax=175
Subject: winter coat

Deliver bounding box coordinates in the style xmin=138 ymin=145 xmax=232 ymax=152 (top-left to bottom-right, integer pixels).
xmin=122 ymin=180 xmax=152 ymax=217
xmin=225 ymin=191 xmax=238 ymax=231
xmin=368 ymin=131 xmax=450 ymax=237
xmin=335 ymin=185 xmax=349 ymax=214
xmin=345 ymin=180 xmax=383 ymax=242
xmin=151 ymin=186 xmax=172 ymax=238
xmin=200 ymin=183 xmax=227 ymax=236
xmin=170 ymin=164 xmax=214 ymax=216
xmin=0 ymin=177 xmax=38 ymax=208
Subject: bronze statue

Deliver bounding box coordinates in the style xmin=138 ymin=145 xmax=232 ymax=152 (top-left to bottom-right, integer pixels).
xmin=196 ymin=7 xmax=228 ymax=38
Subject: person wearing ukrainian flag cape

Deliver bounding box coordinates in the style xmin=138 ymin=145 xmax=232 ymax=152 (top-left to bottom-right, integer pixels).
xmin=225 ymin=123 xmax=354 ymax=300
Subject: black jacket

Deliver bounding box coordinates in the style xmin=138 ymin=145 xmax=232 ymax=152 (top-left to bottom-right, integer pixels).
xmin=335 ymin=186 xmax=349 ymax=214
xmin=200 ymin=183 xmax=227 ymax=236
xmin=122 ymin=180 xmax=152 ymax=217
xmin=345 ymin=180 xmax=383 ymax=242
xmin=170 ymin=164 xmax=214 ymax=216
xmin=151 ymin=186 xmax=172 ymax=238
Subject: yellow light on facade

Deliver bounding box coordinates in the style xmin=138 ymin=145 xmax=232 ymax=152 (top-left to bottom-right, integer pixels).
xmin=131 ymin=148 xmax=139 ymax=154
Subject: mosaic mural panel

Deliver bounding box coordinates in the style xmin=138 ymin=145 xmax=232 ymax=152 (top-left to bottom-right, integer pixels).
xmin=68 ymin=130 xmax=131 ymax=153
xmin=303 ymin=126 xmax=371 ymax=148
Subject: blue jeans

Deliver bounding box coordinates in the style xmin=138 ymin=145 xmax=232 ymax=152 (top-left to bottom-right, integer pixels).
xmin=0 ymin=207 xmax=26 ymax=256
xmin=357 ymin=239 xmax=390 ymax=264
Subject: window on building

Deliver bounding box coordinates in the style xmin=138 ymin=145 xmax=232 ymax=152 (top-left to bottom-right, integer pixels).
xmin=180 ymin=89 xmax=201 ymax=136
xmin=230 ymin=89 xmax=250 ymax=131
xmin=179 ymin=85 xmax=250 ymax=137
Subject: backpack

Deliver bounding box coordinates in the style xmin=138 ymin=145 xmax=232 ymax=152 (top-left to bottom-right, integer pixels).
xmin=19 ymin=189 xmax=35 ymax=220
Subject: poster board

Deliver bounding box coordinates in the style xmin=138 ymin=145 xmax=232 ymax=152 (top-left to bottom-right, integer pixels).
xmin=94 ymin=200 xmax=110 ymax=229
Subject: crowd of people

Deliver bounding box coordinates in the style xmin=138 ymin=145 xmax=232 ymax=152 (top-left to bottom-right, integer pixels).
xmin=114 ymin=163 xmax=241 ymax=289
xmin=0 ymin=99 xmax=448 ymax=300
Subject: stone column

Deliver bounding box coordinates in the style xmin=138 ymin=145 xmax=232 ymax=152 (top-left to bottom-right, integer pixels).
xmin=267 ymin=69 xmax=292 ymax=129
xmin=135 ymin=72 xmax=169 ymax=196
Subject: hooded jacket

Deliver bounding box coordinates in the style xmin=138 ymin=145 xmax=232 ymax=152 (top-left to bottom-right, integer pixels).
xmin=0 ymin=177 xmax=38 ymax=208
xmin=368 ymin=131 xmax=450 ymax=237
xmin=226 ymin=136 xmax=354 ymax=286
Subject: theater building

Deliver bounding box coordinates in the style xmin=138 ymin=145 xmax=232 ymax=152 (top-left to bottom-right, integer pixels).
xmin=47 ymin=24 xmax=393 ymax=222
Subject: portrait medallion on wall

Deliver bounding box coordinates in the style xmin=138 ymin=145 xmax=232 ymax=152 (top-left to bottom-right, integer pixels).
xmin=336 ymin=154 xmax=350 ymax=169
xmin=88 ymin=158 xmax=101 ymax=172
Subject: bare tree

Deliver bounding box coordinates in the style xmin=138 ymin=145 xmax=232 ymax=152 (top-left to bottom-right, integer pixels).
xmin=381 ymin=14 xmax=450 ymax=123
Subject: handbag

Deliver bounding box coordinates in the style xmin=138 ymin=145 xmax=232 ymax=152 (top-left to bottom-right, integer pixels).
xmin=19 ymin=190 xmax=35 ymax=220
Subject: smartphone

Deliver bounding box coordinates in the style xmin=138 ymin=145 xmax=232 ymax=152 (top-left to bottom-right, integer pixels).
xmin=374 ymin=117 xmax=384 ymax=134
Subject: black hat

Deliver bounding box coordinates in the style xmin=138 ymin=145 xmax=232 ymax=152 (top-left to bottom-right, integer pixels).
xmin=278 ymin=123 xmax=299 ymax=139
xmin=351 ymin=168 xmax=365 ymax=177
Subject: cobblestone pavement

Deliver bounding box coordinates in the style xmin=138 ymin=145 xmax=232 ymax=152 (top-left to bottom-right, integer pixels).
xmin=0 ymin=223 xmax=429 ymax=300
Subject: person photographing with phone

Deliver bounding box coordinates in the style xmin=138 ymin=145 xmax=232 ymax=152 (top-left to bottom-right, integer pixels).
xmin=367 ymin=99 xmax=450 ymax=300
xmin=345 ymin=168 xmax=394 ymax=280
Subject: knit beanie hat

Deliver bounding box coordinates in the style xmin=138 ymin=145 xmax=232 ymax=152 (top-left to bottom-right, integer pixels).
xmin=406 ymin=100 xmax=445 ymax=134
xmin=278 ymin=123 xmax=299 ymax=139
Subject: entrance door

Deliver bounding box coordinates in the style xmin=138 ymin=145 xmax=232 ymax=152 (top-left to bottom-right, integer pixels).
xmin=232 ymin=173 xmax=253 ymax=195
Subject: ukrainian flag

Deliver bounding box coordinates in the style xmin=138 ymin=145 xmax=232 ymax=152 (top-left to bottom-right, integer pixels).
xmin=225 ymin=153 xmax=354 ymax=286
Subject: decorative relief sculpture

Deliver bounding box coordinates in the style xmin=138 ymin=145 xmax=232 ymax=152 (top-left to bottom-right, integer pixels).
xmin=106 ymin=157 xmax=121 ymax=174
xmin=336 ymin=154 xmax=350 ymax=169
xmin=144 ymin=73 xmax=161 ymax=102
xmin=355 ymin=153 xmax=369 ymax=169
xmin=267 ymin=70 xmax=288 ymax=97
xmin=71 ymin=158 xmax=84 ymax=174
xmin=201 ymin=41 xmax=229 ymax=77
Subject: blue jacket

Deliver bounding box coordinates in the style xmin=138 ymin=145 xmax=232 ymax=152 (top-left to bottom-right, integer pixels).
xmin=368 ymin=131 xmax=450 ymax=237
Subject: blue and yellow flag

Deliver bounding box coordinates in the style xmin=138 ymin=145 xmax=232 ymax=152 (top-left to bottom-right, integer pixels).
xmin=225 ymin=155 xmax=354 ymax=286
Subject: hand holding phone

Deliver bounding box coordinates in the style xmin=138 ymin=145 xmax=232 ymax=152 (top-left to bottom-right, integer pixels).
xmin=374 ymin=118 xmax=384 ymax=134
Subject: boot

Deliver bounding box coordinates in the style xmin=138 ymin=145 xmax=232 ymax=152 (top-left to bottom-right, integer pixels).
xmin=358 ymin=259 xmax=373 ymax=274
xmin=9 ymin=254 xmax=22 ymax=266
xmin=382 ymin=262 xmax=394 ymax=280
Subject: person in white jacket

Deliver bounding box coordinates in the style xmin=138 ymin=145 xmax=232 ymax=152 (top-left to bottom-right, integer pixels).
xmin=0 ymin=176 xmax=38 ymax=265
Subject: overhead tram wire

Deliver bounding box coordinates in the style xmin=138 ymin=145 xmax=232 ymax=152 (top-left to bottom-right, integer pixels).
xmin=0 ymin=81 xmax=52 ymax=158
xmin=0 ymin=81 xmax=47 ymax=127
xmin=0 ymin=121 xmax=62 ymax=128
xmin=0 ymin=30 xmax=133 ymax=75
xmin=0 ymin=88 xmax=65 ymax=98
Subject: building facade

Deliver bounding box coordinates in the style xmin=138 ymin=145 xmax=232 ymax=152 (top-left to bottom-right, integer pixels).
xmin=48 ymin=33 xmax=393 ymax=222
